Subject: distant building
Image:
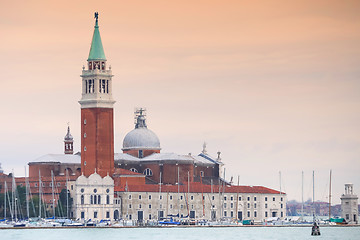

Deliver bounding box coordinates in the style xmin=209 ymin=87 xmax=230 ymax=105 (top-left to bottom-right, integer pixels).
xmin=341 ymin=183 xmax=358 ymax=224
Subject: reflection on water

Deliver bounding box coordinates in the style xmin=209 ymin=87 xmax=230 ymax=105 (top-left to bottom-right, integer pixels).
xmin=0 ymin=226 xmax=359 ymax=240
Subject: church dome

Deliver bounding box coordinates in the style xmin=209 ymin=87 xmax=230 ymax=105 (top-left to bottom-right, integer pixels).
xmin=122 ymin=109 xmax=161 ymax=151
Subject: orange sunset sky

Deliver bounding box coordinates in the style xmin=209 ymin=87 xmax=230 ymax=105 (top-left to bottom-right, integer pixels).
xmin=1 ymin=0 xmax=359 ymax=203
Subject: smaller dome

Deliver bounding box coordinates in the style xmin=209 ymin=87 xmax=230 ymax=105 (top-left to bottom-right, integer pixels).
xmin=123 ymin=128 xmax=160 ymax=150
xmin=122 ymin=109 xmax=160 ymax=150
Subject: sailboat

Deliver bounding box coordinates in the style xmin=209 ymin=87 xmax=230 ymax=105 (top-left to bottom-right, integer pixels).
xmin=311 ymin=171 xmax=320 ymax=236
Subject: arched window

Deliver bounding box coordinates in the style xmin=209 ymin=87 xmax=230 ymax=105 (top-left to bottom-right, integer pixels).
xmin=143 ymin=168 xmax=153 ymax=176
xmin=90 ymin=195 xmax=93 ymax=204
xmin=98 ymin=195 xmax=101 ymax=204
xmin=129 ymin=168 xmax=138 ymax=173
xmin=94 ymin=195 xmax=97 ymax=204
xmin=107 ymin=195 xmax=110 ymax=204
xmin=81 ymin=195 xmax=84 ymax=205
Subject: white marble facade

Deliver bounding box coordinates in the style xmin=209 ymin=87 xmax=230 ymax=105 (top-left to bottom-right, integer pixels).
xmin=72 ymin=172 xmax=120 ymax=221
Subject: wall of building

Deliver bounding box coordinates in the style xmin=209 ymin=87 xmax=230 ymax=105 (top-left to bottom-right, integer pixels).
xmin=118 ymin=191 xmax=286 ymax=222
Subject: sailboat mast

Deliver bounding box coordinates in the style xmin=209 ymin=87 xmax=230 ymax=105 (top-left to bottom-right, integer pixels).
xmin=159 ymin=171 xmax=162 ymax=220
xmin=66 ymin=169 xmax=69 ymax=219
xmin=51 ymin=170 xmax=55 ymax=218
xmin=312 ymin=170 xmax=315 ymax=218
xmin=4 ymin=181 xmax=7 ymax=220
xmin=177 ymin=165 xmax=180 ymax=218
xmin=301 ymin=171 xmax=304 ymax=220
xmin=236 ymin=175 xmax=239 ymax=222
xmin=329 ymin=170 xmax=332 ymax=220
xmin=39 ymin=170 xmax=41 ymax=218
xmin=12 ymin=172 xmax=17 ymax=222
xmin=25 ymin=167 xmax=29 ymax=219
xmin=187 ymin=171 xmax=190 ymax=218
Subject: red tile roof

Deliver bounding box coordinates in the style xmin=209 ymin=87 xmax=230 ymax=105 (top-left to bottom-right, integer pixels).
xmin=115 ymin=182 xmax=284 ymax=194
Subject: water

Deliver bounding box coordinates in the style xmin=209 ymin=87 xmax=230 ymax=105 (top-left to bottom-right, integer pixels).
xmin=1 ymin=226 xmax=359 ymax=240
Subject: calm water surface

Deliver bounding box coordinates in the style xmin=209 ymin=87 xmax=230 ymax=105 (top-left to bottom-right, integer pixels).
xmin=1 ymin=227 xmax=359 ymax=240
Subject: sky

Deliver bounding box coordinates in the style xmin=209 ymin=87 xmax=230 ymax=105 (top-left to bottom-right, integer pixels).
xmin=0 ymin=0 xmax=359 ymax=204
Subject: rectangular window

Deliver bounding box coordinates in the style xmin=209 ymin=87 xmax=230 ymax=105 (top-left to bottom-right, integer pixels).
xmin=239 ymin=196 xmax=242 ymax=201
xmin=254 ymin=197 xmax=257 ymax=201
xmin=129 ymin=195 xmax=132 ymax=200
xmin=224 ymin=196 xmax=227 ymax=201
xmin=265 ymin=203 xmax=268 ymax=208
xmin=281 ymin=204 xmax=283 ymax=209
xmin=265 ymin=212 xmax=268 ymax=217
xmin=212 ymin=196 xmax=215 ymax=200
xmin=224 ymin=211 xmax=227 ymax=217
xmin=231 ymin=203 xmax=233 ymax=208
xmin=231 ymin=196 xmax=233 ymax=201
xmin=160 ymin=195 xmax=162 ymax=200
xmin=139 ymin=195 xmax=142 ymax=200
xmin=190 ymin=196 xmax=193 ymax=200
xmin=254 ymin=211 xmax=257 ymax=217
xmin=149 ymin=204 xmax=151 ymax=209
xmin=170 ymin=195 xmax=173 ymax=200
xmin=106 ymin=80 xmax=109 ymax=93
xmin=85 ymin=80 xmax=88 ymax=93
xmin=247 ymin=211 xmax=250 ymax=217
xmin=273 ymin=197 xmax=275 ymax=201
xmin=231 ymin=211 xmax=233 ymax=217
xmin=254 ymin=203 xmax=257 ymax=208
xmin=265 ymin=197 xmax=268 ymax=201
xmin=224 ymin=203 xmax=227 ymax=208
xmin=149 ymin=214 xmax=152 ymax=220
xmin=139 ymin=204 xmax=142 ymax=209
xmin=94 ymin=212 xmax=98 ymax=219
xmin=129 ymin=214 xmax=132 ymax=220
xmin=149 ymin=195 xmax=152 ymax=200
xmin=281 ymin=197 xmax=283 ymax=201
xmin=129 ymin=204 xmax=132 ymax=209
xmin=106 ymin=211 xmax=110 ymax=218
xmin=81 ymin=212 xmax=85 ymax=219
xmin=247 ymin=203 xmax=250 ymax=208
xmin=170 ymin=204 xmax=172 ymax=209
xmin=281 ymin=212 xmax=283 ymax=217
xmin=180 ymin=196 xmax=183 ymax=200
xmin=247 ymin=197 xmax=250 ymax=201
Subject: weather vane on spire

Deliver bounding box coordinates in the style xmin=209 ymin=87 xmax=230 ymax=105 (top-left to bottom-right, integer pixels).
xmin=94 ymin=12 xmax=99 ymax=24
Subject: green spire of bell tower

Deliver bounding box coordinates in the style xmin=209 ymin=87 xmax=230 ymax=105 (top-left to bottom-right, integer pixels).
xmin=88 ymin=12 xmax=106 ymax=61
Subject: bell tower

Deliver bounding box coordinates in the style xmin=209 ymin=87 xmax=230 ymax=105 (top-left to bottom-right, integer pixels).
xmin=64 ymin=125 xmax=74 ymax=155
xmin=79 ymin=13 xmax=115 ymax=178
